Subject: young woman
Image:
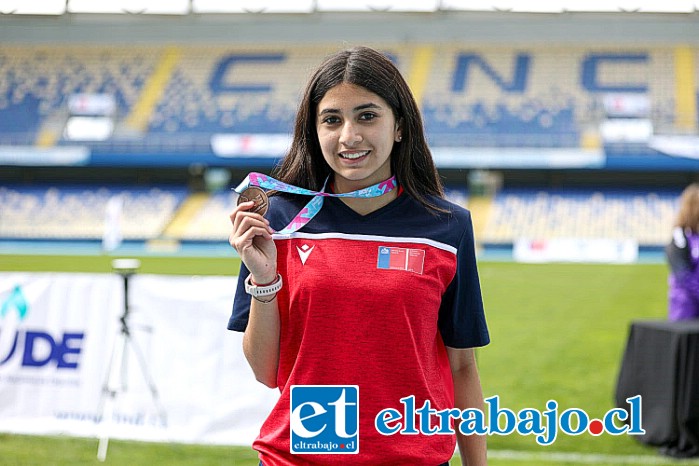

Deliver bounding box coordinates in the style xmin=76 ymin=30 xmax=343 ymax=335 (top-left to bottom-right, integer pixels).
xmin=228 ymin=46 xmax=489 ymax=466
xmin=667 ymin=183 xmax=699 ymax=321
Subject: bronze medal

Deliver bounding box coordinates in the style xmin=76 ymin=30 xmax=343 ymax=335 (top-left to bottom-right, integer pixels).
xmin=237 ymin=186 xmax=269 ymax=216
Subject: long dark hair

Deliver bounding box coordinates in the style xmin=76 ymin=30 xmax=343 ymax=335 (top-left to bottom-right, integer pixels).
xmin=272 ymin=46 xmax=445 ymax=211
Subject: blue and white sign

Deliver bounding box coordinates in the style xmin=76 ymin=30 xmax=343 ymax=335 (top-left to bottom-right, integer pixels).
xmin=290 ymin=385 xmax=359 ymax=454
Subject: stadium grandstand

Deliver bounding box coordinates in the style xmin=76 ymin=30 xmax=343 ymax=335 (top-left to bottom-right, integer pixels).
xmin=0 ymin=1 xmax=698 ymax=258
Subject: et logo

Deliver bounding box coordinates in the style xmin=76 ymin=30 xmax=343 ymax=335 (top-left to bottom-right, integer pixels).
xmin=290 ymin=385 xmax=359 ymax=454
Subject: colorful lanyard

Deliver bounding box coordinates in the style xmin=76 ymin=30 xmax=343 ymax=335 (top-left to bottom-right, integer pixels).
xmin=235 ymin=172 xmax=397 ymax=234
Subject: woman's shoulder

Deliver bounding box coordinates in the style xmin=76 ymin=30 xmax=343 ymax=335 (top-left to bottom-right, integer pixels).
xmin=266 ymin=193 xmax=306 ymax=227
xmin=397 ymin=194 xmax=475 ymax=247
xmin=268 ymin=192 xmax=303 ymax=209
xmin=422 ymin=194 xmax=473 ymax=223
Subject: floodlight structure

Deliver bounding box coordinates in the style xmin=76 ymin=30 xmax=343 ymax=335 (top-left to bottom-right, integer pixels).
xmin=96 ymin=259 xmax=167 ymax=462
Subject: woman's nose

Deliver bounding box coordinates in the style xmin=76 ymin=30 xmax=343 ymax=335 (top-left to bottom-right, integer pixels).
xmin=339 ymin=122 xmax=362 ymax=147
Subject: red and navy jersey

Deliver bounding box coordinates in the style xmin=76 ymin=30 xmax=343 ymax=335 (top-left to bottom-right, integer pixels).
xmin=229 ymin=192 xmax=489 ymax=466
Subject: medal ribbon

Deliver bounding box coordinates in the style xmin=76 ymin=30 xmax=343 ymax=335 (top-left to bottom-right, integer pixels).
xmin=235 ymin=172 xmax=397 ymax=234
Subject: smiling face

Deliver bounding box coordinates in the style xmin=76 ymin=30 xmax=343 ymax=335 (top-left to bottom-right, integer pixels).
xmin=316 ymin=83 xmax=402 ymax=193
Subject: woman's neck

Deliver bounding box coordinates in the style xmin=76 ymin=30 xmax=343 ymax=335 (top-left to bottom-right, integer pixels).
xmin=333 ymin=175 xmax=398 ymax=216
xmin=341 ymin=190 xmax=398 ymax=216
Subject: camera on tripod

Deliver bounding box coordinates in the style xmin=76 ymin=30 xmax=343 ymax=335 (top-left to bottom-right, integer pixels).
xmin=111 ymin=258 xmax=141 ymax=276
xmin=97 ymin=257 xmax=166 ymax=462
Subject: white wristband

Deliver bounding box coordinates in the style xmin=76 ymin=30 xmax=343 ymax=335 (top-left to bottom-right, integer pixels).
xmin=244 ymin=274 xmax=283 ymax=297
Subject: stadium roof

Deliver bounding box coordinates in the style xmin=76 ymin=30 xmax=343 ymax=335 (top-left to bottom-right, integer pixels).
xmin=1 ymin=0 xmax=698 ymax=15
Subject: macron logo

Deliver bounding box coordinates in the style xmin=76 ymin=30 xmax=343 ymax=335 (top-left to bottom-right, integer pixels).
xmin=296 ymin=244 xmax=315 ymax=265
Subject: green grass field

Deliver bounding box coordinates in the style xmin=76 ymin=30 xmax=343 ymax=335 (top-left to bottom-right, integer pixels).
xmin=1 ymin=253 xmax=696 ymax=465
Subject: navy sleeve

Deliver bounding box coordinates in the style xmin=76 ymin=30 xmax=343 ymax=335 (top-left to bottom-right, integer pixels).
xmin=227 ymin=195 xmax=291 ymax=332
xmin=228 ymin=261 xmax=252 ymax=332
xmin=438 ymin=210 xmax=490 ymax=348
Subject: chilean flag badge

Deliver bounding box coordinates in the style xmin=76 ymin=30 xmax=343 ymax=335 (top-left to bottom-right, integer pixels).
xmin=377 ymin=246 xmax=425 ymax=274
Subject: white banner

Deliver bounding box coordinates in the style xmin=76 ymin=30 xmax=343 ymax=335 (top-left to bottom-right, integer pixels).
xmin=599 ymin=118 xmax=653 ymax=143
xmin=602 ymin=93 xmax=650 ymax=118
xmin=513 ymin=238 xmax=639 ymax=263
xmin=0 ymin=146 xmax=90 ymax=166
xmin=430 ymin=147 xmax=605 ymax=169
xmin=68 ymin=93 xmax=116 ymax=116
xmin=649 ymin=135 xmax=699 ymax=160
xmin=211 ymin=133 xmax=291 ymax=157
xmin=0 ymin=273 xmax=277 ymax=445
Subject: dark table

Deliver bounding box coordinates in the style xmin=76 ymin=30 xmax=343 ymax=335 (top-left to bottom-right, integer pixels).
xmin=615 ymin=319 xmax=699 ymax=458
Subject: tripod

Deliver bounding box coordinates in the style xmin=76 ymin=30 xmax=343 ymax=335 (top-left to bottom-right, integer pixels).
xmin=97 ymin=259 xmax=168 ymax=462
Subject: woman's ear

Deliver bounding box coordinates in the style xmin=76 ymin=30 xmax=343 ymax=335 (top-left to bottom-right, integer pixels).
xmin=395 ymin=120 xmax=403 ymax=142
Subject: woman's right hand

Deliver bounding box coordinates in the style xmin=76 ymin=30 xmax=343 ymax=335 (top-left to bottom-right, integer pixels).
xmin=229 ymin=201 xmax=278 ymax=284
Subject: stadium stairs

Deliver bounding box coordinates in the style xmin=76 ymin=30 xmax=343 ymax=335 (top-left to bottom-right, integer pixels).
xmin=160 ymin=192 xmax=210 ymax=240
xmin=466 ymin=195 xmax=494 ymax=247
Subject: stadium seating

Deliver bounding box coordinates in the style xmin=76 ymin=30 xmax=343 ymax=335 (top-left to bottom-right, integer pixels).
xmin=151 ymin=187 xmax=677 ymax=247
xmin=146 ymin=45 xmax=413 ymax=136
xmin=172 ymin=190 xmax=238 ymax=241
xmin=422 ymin=47 xmax=581 ymax=147
xmin=148 ymin=47 xmax=308 ymax=135
xmin=0 ymin=185 xmax=187 ymax=240
xmin=0 ymin=46 xmax=155 ymax=146
xmin=0 ymin=44 xmax=687 ymax=151
xmin=480 ymin=189 xmax=679 ymax=246
xmin=0 ymin=184 xmax=682 ymax=247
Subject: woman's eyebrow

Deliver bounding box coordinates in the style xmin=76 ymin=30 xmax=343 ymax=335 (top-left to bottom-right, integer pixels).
xmin=353 ymin=103 xmax=381 ymax=112
xmin=318 ymin=102 xmax=382 ymax=116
